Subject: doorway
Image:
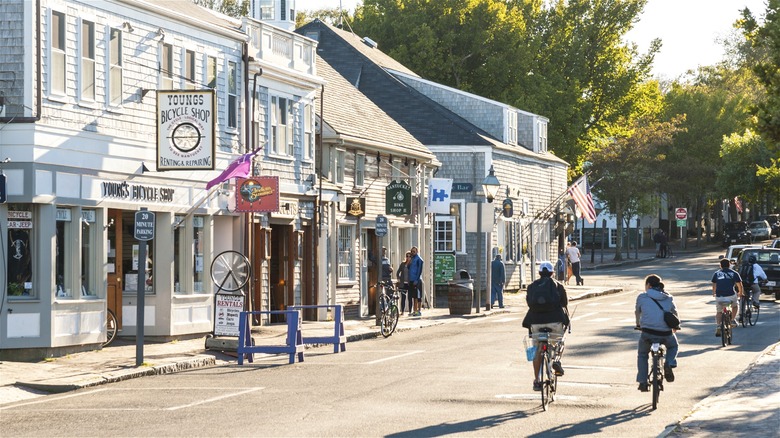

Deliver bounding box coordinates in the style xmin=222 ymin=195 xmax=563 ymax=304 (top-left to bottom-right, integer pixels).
xmin=269 ymin=224 xmax=293 ymax=322
xmin=106 ymin=209 xmax=123 ymax=328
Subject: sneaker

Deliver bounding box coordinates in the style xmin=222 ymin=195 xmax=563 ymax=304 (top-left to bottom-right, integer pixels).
xmin=715 ymin=327 xmax=721 ymax=337
xmin=552 ymin=361 xmax=565 ymax=376
xmin=533 ymin=381 xmax=542 ymax=391
xmin=664 ymin=365 xmax=675 ymax=382
xmin=638 ymin=383 xmax=649 ymax=392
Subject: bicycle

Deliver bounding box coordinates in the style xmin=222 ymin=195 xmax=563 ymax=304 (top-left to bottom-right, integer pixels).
xmin=533 ymin=327 xmax=565 ymax=411
xmin=718 ymin=302 xmax=734 ymax=347
xmin=103 ymin=308 xmax=118 ymax=347
xmin=634 ymin=327 xmax=667 ymax=410
xmin=739 ymin=291 xmax=759 ymax=327
xmin=378 ymin=280 xmax=399 ymax=338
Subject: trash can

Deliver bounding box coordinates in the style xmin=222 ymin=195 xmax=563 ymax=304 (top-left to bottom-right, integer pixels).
xmin=448 ymin=270 xmax=473 ymax=315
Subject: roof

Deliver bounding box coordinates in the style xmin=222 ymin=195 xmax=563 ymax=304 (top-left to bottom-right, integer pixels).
xmin=129 ymin=0 xmax=243 ymax=33
xmin=317 ymin=56 xmax=433 ymax=158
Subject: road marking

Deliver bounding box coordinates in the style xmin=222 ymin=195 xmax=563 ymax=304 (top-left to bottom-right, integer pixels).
xmin=167 ymin=387 xmax=263 ymax=411
xmin=364 ymin=350 xmax=423 ymax=365
xmin=590 ymin=318 xmax=611 ymax=323
xmin=0 ymin=387 xmax=111 ymax=410
xmin=610 ymin=302 xmax=628 ymax=306
xmin=571 ymin=312 xmax=597 ymax=321
xmin=495 ymin=317 xmax=521 ymax=323
xmin=557 ymin=381 xmax=616 ymax=388
xmin=496 ymin=393 xmax=578 ymax=401
xmin=620 ymin=318 xmax=635 ymax=323
xmin=564 ymin=365 xmax=622 ymax=371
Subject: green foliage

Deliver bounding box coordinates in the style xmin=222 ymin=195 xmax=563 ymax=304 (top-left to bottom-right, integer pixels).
xmin=296 ymin=7 xmax=348 ymax=28
xmin=717 ymin=129 xmax=775 ymax=206
xmin=192 ymin=0 xmax=249 ymax=18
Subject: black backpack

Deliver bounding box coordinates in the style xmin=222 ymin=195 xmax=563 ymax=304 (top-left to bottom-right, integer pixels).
xmin=739 ymin=263 xmax=754 ymax=284
xmin=528 ymin=277 xmax=560 ymax=312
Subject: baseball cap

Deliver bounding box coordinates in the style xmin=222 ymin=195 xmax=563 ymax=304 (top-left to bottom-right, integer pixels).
xmin=539 ymin=261 xmax=554 ymax=273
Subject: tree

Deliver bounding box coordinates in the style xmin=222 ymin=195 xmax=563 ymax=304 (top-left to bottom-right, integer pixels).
xmin=296 ymin=8 xmax=347 ymax=28
xmin=717 ymin=129 xmax=776 ymax=218
xmin=192 ymin=0 xmax=249 ymax=18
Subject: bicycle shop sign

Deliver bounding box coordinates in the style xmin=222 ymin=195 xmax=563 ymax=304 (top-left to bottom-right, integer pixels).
xmin=100 ymin=181 xmax=176 ymax=203
xmin=157 ymin=90 xmax=216 ymax=171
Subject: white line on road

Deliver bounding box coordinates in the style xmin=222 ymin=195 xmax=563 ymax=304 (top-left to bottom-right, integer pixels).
xmin=496 ymin=394 xmax=578 ymax=401
xmin=590 ymin=318 xmax=611 ymax=323
xmin=620 ymin=318 xmax=635 ymax=323
xmin=610 ymin=302 xmax=628 ymax=306
xmin=571 ymin=312 xmax=597 ymax=321
xmin=495 ymin=317 xmax=521 ymax=323
xmin=167 ymin=387 xmax=264 ymax=411
xmin=0 ymin=387 xmax=111 ymax=410
xmin=564 ymin=365 xmax=623 ymax=371
xmin=364 ymin=350 xmax=424 ymax=365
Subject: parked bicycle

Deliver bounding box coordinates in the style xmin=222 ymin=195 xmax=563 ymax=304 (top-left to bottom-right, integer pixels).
xmin=739 ymin=294 xmax=759 ymax=327
xmin=533 ymin=326 xmax=565 ymax=411
xmin=103 ymin=308 xmax=118 ymax=347
xmin=718 ymin=303 xmax=734 ymax=347
xmin=378 ymin=280 xmax=399 ymax=338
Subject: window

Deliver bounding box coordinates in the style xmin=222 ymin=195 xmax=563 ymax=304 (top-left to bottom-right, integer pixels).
xmin=80 ymin=210 xmax=97 ymax=297
xmin=51 ymin=10 xmax=66 ymax=96
xmin=121 ymin=211 xmax=154 ymax=294
xmin=281 ymin=0 xmax=288 ymax=20
xmin=7 ymin=205 xmax=34 ymax=299
xmin=174 ymin=217 xmax=185 ymax=294
xmin=317 ymin=145 xmax=332 ymax=181
xmin=338 ymin=224 xmax=354 ymax=281
xmin=434 ymin=217 xmax=455 ymax=252
xmin=108 ymin=28 xmax=123 ymax=106
xmin=228 ymin=61 xmax=237 ymax=129
xmin=184 ymin=49 xmax=196 ymax=89
xmin=206 ymin=56 xmax=217 ymax=89
xmin=258 ymin=0 xmax=274 ymax=19
xmin=271 ymin=96 xmax=293 ymax=155
xmin=193 ymin=217 xmax=205 ymax=293
xmin=538 ymin=120 xmax=547 ymax=153
xmin=304 ymin=104 xmax=313 ymax=160
xmin=161 ymin=43 xmax=173 ymax=90
xmin=173 ymin=216 xmax=206 ymax=294
xmin=502 ymin=220 xmax=519 ymax=262
xmin=55 ymin=208 xmax=73 ymax=297
xmin=355 ymin=153 xmax=365 ymax=187
xmin=80 ymin=19 xmax=96 ymax=101
xmin=335 ymin=149 xmax=345 ymax=184
xmin=508 ymin=111 xmax=518 ymax=145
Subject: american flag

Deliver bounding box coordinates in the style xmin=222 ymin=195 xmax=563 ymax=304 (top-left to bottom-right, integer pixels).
xmin=734 ymin=196 xmax=742 ymax=213
xmin=568 ymin=175 xmax=596 ymax=224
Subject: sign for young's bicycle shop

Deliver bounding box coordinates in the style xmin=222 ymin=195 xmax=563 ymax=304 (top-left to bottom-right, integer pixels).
xmin=157 ymin=90 xmax=216 ymax=171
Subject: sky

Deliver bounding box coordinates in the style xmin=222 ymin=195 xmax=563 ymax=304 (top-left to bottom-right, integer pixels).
xmin=296 ymin=0 xmax=768 ymax=79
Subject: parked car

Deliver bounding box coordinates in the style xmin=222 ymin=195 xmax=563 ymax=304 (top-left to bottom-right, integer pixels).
xmin=720 ymin=244 xmax=764 ymax=266
xmin=770 ymin=239 xmax=780 ymax=249
xmin=749 ymin=220 xmax=772 ymax=241
xmin=723 ymin=222 xmax=752 ymax=247
xmin=759 ymin=214 xmax=780 ymax=237
xmin=736 ymin=248 xmax=780 ymax=300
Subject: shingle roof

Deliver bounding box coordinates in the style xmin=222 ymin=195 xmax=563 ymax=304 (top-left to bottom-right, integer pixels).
xmin=132 ymin=0 xmax=243 ymax=32
xmin=317 ymin=57 xmax=432 ymax=157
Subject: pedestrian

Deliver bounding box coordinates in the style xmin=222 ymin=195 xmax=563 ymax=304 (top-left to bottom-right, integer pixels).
xmin=396 ymin=251 xmax=411 ymax=315
xmin=491 ymin=253 xmax=506 ymax=308
xmin=522 ymin=261 xmax=569 ymax=391
xmin=653 ymin=229 xmax=663 ymax=257
xmin=711 ymin=258 xmax=743 ymax=336
xmin=566 ymin=240 xmax=583 ymax=286
xmin=408 ymin=246 xmax=424 ymax=317
xmin=635 ymin=274 xmax=679 ymax=391
xmin=556 ymin=249 xmax=566 ymax=282
xmin=381 ymin=247 xmax=393 ymax=282
xmin=659 ymin=231 xmax=668 ymax=258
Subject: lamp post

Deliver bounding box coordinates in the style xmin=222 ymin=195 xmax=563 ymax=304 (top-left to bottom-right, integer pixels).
xmin=476 ymin=165 xmax=501 ymax=313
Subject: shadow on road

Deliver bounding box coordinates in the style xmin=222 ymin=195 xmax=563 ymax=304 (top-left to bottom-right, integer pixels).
xmin=526 ymin=406 xmax=654 ymax=437
xmin=385 ymin=409 xmax=531 ymax=437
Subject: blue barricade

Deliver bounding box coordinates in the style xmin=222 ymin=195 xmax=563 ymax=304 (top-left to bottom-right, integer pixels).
xmin=236 ymin=310 xmax=304 ymax=365
xmin=287 ymin=304 xmax=346 ymax=353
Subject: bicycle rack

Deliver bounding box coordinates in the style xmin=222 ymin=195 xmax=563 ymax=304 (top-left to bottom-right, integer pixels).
xmin=236 ymin=310 xmax=304 ymax=365
xmin=287 ymin=305 xmax=346 ymax=353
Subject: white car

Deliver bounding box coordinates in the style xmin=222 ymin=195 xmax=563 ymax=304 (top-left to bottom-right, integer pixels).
xmin=750 ymin=220 xmax=772 ymax=240
xmin=720 ymin=244 xmax=764 ymax=266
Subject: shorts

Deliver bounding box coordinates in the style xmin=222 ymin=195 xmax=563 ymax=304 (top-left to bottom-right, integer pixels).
xmin=530 ymin=322 xmax=564 ymax=347
xmin=715 ymin=294 xmax=737 ymax=311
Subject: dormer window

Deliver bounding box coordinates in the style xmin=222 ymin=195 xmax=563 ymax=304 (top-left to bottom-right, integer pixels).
xmin=537 ymin=120 xmax=547 ymax=153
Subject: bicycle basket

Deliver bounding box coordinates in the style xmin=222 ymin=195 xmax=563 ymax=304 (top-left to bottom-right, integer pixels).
xmin=522 ymin=336 xmax=537 ymax=361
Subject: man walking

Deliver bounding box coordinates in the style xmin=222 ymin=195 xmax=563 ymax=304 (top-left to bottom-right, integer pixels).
xmin=491 ymin=253 xmax=506 ymax=308
xmin=566 ymin=240 xmax=583 ymax=286
xmin=408 ymin=246 xmax=424 ymax=317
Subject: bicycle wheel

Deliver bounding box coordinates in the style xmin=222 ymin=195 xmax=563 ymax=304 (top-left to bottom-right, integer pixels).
xmin=388 ymin=304 xmax=399 ymax=335
xmin=750 ymin=303 xmax=759 ymax=326
xmin=740 ymin=297 xmax=748 ymax=328
xmin=103 ymin=309 xmax=118 ymax=347
xmin=540 ymin=349 xmax=551 ymax=411
xmin=651 ymin=356 xmax=661 ymax=410
xmin=380 ymin=295 xmax=392 ymax=338
xmin=720 ymin=317 xmax=727 ymax=347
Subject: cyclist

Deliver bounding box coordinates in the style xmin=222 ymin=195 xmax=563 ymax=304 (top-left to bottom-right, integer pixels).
xmin=522 ymin=261 xmax=569 ymax=391
xmin=711 ymin=259 xmax=743 ymax=337
xmin=635 ymin=274 xmax=679 ymax=391
xmin=741 ymin=255 xmax=766 ymax=312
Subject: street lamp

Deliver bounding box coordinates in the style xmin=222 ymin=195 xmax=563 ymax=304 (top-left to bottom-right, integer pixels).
xmin=476 ymin=165 xmax=501 ymax=313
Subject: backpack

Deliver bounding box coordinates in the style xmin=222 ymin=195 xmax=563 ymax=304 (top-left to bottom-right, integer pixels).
xmin=739 ymin=263 xmax=754 ymax=284
xmin=528 ymin=278 xmax=560 ymax=312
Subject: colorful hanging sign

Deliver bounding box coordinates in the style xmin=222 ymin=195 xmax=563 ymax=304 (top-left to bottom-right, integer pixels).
xmin=235 ymin=176 xmax=279 ymax=212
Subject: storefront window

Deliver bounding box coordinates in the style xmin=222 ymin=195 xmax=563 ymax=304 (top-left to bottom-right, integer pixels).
xmin=174 ymin=216 xmax=184 ymax=294
xmin=81 ymin=210 xmax=97 ymax=297
xmin=55 ymin=208 xmax=73 ymax=297
xmin=193 ymin=216 xmax=205 ymax=293
xmin=7 ymin=204 xmax=34 ymax=299
xmin=122 ymin=211 xmax=154 ymax=294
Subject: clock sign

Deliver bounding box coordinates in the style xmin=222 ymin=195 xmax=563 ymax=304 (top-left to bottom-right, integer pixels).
xmin=157 ymin=90 xmax=216 ymax=171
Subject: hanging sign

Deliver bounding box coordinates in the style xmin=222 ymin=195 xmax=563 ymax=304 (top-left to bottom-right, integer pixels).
xmin=157 ymin=90 xmax=216 ymax=170
xmin=235 ymin=176 xmax=279 ymax=212
xmin=386 ymin=180 xmax=411 ymax=216
xmin=502 ymin=199 xmax=513 ymax=218
xmin=346 ymin=197 xmax=366 ymax=218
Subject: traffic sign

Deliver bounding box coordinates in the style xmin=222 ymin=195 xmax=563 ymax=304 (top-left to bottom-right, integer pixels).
xmin=675 ymin=208 xmax=687 ymax=220
xmin=134 ymin=209 xmax=156 ymax=241
xmin=375 ymin=215 xmax=388 ymax=237
xmin=676 ymin=219 xmax=687 ymax=227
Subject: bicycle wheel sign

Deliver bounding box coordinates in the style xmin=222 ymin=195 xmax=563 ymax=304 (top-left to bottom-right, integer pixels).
xmin=210 ymin=250 xmax=252 ymax=338
xmin=214 ymin=294 xmax=244 ymax=337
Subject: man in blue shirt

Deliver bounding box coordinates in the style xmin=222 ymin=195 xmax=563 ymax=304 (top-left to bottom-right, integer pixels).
xmin=711 ymin=259 xmax=743 ymax=337
xmin=408 ymin=246 xmax=424 ymax=317
xmin=491 ymin=254 xmax=506 ymax=308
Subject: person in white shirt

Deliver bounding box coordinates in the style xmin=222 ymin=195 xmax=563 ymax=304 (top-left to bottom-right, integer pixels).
xmin=744 ymin=255 xmax=767 ymax=309
xmin=565 ymin=241 xmax=583 ymax=286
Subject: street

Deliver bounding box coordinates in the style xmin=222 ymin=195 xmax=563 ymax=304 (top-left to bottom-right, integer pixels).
xmin=1 ymin=248 xmax=777 ymax=437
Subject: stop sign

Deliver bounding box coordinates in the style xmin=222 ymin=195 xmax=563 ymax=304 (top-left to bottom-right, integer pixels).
xmin=675 ymin=208 xmax=687 ymax=220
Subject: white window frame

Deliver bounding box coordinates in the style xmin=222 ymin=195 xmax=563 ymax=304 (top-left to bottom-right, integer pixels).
xmin=507 ymin=110 xmax=518 ymax=145
xmin=160 ymin=42 xmax=174 ymax=90
xmin=227 ymin=60 xmax=238 ymax=129
xmin=338 ymin=224 xmax=355 ymax=281
xmin=538 ymin=120 xmax=548 ymax=153
xmin=49 ymin=9 xmax=67 ymax=99
xmin=80 ymin=210 xmax=97 ymax=297
xmin=6 ymin=204 xmax=36 ymax=300
xmin=304 ymin=103 xmax=314 ymax=161
xmin=335 ymin=148 xmax=345 ymax=185
xmin=184 ymin=48 xmax=197 ymax=90
xmin=55 ymin=208 xmax=74 ymax=298
xmin=258 ymin=0 xmax=274 ymax=19
xmin=78 ymin=18 xmax=96 ymax=103
xmin=434 ymin=216 xmax=456 ymax=253
xmin=206 ymin=55 xmax=217 ymax=89
xmin=107 ymin=27 xmax=123 ymax=108
xmin=355 ymin=152 xmax=365 ymax=188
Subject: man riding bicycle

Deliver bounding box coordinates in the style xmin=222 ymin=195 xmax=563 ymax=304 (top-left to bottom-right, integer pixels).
xmin=711 ymin=259 xmax=744 ymax=337
xmin=635 ymin=274 xmax=679 ymax=391
xmin=741 ymin=255 xmax=766 ymax=313
xmin=522 ymin=261 xmax=569 ymax=392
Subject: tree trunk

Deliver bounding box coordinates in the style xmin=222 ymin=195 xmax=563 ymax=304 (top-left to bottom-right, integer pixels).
xmin=613 ymin=202 xmax=624 ymax=261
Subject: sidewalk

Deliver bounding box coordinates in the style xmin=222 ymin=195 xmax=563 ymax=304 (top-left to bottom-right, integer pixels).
xmin=0 ymin=285 xmax=618 ymax=405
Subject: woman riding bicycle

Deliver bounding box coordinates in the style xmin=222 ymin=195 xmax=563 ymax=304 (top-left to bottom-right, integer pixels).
xmin=635 ymin=274 xmax=679 ymax=391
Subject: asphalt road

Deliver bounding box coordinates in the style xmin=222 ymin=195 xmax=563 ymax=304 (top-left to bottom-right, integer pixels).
xmin=2 ymin=248 xmax=777 ymax=437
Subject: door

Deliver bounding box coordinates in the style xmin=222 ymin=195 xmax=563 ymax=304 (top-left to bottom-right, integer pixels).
xmin=106 ymin=209 xmax=123 ymax=328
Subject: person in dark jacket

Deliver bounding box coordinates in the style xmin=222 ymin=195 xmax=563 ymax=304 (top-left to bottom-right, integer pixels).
xmin=635 ymin=274 xmax=679 ymax=391
xmin=491 ymin=254 xmax=506 ymax=308
xmin=522 ymin=261 xmax=569 ymax=391
xmin=396 ymin=252 xmax=411 ymax=315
